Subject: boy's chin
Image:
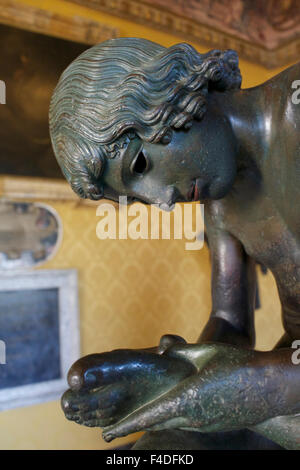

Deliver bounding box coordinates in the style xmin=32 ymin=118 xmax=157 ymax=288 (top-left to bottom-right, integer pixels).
xmin=204 ymin=177 xmax=234 ymax=200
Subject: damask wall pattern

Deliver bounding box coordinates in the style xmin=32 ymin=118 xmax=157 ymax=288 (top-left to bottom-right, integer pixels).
xmin=0 ymin=199 xmax=283 ymax=449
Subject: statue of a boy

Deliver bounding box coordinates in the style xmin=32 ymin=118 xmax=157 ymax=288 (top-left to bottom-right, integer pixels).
xmin=49 ymin=38 xmax=300 ymax=450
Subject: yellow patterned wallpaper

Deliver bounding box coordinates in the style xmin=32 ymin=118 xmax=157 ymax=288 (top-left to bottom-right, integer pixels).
xmin=0 ymin=200 xmax=283 ymax=450
xmin=0 ymin=0 xmax=289 ymax=451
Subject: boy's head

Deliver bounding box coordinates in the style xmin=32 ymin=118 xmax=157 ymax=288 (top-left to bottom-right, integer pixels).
xmin=49 ymin=38 xmax=241 ymax=203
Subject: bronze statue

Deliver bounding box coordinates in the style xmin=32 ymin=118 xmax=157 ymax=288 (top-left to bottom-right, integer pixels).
xmin=49 ymin=38 xmax=300 ymax=450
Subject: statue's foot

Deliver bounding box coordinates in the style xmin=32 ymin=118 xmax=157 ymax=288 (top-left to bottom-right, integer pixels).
xmin=62 ymin=384 xmax=129 ymax=427
xmin=62 ymin=335 xmax=195 ymax=429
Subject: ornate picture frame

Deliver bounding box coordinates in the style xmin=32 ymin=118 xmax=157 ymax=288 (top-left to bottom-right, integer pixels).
xmin=0 ymin=269 xmax=80 ymax=411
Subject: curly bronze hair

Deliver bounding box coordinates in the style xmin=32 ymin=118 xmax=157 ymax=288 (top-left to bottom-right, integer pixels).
xmin=49 ymin=38 xmax=241 ymax=200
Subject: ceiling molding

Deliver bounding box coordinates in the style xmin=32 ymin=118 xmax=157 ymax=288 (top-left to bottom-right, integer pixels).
xmin=70 ymin=0 xmax=300 ymax=68
xmin=0 ymin=0 xmax=119 ymax=44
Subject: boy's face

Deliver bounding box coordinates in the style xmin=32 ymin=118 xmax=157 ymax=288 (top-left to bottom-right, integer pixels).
xmin=102 ymin=110 xmax=237 ymax=209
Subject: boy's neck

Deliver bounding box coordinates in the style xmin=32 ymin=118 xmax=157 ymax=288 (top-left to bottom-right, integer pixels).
xmin=208 ymin=87 xmax=268 ymax=174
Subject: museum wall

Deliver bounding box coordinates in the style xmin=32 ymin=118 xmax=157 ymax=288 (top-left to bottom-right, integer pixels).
xmin=0 ymin=197 xmax=283 ymax=450
xmin=0 ymin=0 xmax=291 ymax=451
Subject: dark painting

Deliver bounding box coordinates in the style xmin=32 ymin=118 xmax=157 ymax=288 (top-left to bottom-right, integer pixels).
xmin=0 ymin=24 xmax=88 ymax=178
xmin=0 ymin=288 xmax=61 ymax=389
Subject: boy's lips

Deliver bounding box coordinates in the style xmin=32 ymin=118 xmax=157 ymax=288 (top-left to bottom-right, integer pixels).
xmin=188 ymin=178 xmax=209 ymax=201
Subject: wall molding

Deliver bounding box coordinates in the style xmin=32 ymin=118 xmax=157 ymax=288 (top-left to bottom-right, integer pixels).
xmin=0 ymin=0 xmax=118 ymax=44
xmin=0 ymin=175 xmax=102 ymax=206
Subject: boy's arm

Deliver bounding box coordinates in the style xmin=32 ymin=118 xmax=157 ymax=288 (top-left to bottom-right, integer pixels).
xmin=199 ymin=208 xmax=256 ymax=348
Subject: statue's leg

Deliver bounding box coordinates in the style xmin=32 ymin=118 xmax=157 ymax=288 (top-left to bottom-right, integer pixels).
xmin=250 ymin=414 xmax=300 ymax=450
xmin=132 ymin=337 xmax=296 ymax=450
xmin=62 ymin=337 xmax=196 ymax=428
xmin=132 ymin=429 xmax=284 ymax=450
xmin=248 ymin=333 xmax=300 ymax=449
xmin=133 ymin=253 xmax=280 ymax=450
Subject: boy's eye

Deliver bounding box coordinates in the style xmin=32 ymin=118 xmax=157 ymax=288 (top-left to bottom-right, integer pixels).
xmin=130 ymin=150 xmax=149 ymax=176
